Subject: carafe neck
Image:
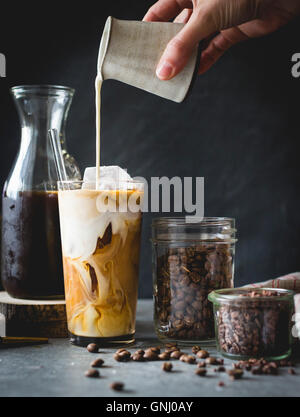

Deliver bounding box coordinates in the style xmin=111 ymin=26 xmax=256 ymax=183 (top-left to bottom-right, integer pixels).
xmin=11 ymin=85 xmax=75 ymax=149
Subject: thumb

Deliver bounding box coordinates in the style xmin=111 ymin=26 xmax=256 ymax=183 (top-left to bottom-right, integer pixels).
xmin=156 ymin=10 xmax=216 ymax=80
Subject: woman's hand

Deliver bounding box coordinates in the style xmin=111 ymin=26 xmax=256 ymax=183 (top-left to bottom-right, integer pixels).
xmin=143 ymin=0 xmax=300 ymax=79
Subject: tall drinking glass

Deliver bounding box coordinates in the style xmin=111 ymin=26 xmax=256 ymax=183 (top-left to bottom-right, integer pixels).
xmin=57 ymin=180 xmax=144 ymax=346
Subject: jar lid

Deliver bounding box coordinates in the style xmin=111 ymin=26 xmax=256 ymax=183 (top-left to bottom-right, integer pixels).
xmin=208 ymin=287 xmax=295 ymax=305
xmin=152 ymin=217 xmax=237 ymax=243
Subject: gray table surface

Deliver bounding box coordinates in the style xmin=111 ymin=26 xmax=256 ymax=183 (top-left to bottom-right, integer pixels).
xmin=0 ymin=299 xmax=299 ymax=397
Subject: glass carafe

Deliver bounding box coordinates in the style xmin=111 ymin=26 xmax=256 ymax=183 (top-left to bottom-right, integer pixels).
xmin=1 ymin=85 xmax=81 ymax=300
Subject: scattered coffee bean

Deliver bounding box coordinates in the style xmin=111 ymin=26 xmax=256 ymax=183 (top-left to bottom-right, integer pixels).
xmin=162 ymin=362 xmax=173 ymax=372
xmin=206 ymin=356 xmax=218 ymax=365
xmin=251 ymin=366 xmax=263 ymax=375
xmin=144 ymin=350 xmax=159 ymax=361
xmin=288 ymin=368 xmax=296 ymax=375
xmin=215 ymin=366 xmax=226 ymax=372
xmin=196 ymin=350 xmax=209 ymax=359
xmin=90 ymin=358 xmax=104 ymax=368
xmin=87 ymin=343 xmax=99 ymax=353
xmin=195 ymin=368 xmax=207 ymax=376
xmin=170 ymin=350 xmax=183 ymax=360
xmin=158 ymin=352 xmax=170 ymax=360
xmin=110 ymin=382 xmax=124 ymax=391
xmin=131 ymin=352 xmax=145 ymax=362
xmin=114 ymin=350 xmax=131 ymax=362
xmin=148 ymin=346 xmax=161 ymax=354
xmin=197 ymin=361 xmax=206 ymax=368
xmin=180 ymin=354 xmax=196 ymax=364
xmin=235 ymin=358 xmax=286 ymax=376
xmin=85 ymin=369 xmax=100 ymax=378
xmin=218 ymin=381 xmax=225 ymax=387
xmin=262 ymin=364 xmax=278 ymax=375
xmin=165 ymin=346 xmax=179 ymax=353
xmin=192 ymin=345 xmax=201 ymax=354
xmin=227 ymin=369 xmax=244 ymax=380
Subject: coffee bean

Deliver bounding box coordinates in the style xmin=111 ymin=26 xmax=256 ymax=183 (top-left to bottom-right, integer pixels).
xmin=196 ymin=350 xmax=209 ymax=359
xmin=131 ymin=353 xmax=145 ymax=362
xmin=162 ymin=362 xmax=173 ymax=372
xmin=206 ymin=357 xmax=218 ymax=365
xmin=158 ymin=352 xmax=170 ymax=360
xmin=144 ymin=350 xmax=159 ymax=361
xmin=170 ymin=350 xmax=183 ymax=360
xmin=85 ymin=369 xmax=100 ymax=378
xmin=180 ymin=354 xmax=196 ymax=364
xmin=133 ymin=349 xmax=145 ymax=356
xmin=192 ymin=345 xmax=201 ymax=354
xmin=165 ymin=346 xmax=179 ymax=353
xmin=218 ymin=381 xmax=225 ymax=387
xmin=288 ymin=368 xmax=296 ymax=375
xmin=87 ymin=343 xmax=99 ymax=353
xmin=197 ymin=361 xmax=206 ymax=368
xmin=215 ymin=366 xmax=226 ymax=372
xmin=110 ymin=382 xmax=124 ymax=391
xmin=114 ymin=350 xmax=131 ymax=362
xmin=227 ymin=369 xmax=243 ymax=380
xmin=262 ymin=365 xmax=278 ymax=375
xmin=148 ymin=346 xmax=161 ymax=354
xmin=90 ymin=358 xmax=104 ymax=368
xmin=195 ymin=368 xmax=207 ymax=376
xmin=251 ymin=366 xmax=263 ymax=375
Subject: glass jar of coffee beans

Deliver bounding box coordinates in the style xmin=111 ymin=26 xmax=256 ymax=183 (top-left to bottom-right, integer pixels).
xmin=152 ymin=217 xmax=237 ymax=345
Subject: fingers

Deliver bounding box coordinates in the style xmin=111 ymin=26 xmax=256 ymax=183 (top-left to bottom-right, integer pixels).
xmin=143 ymin=0 xmax=192 ymax=22
xmin=156 ymin=10 xmax=216 ymax=80
xmin=174 ymin=8 xmax=193 ymax=24
xmin=198 ymin=27 xmax=249 ymax=75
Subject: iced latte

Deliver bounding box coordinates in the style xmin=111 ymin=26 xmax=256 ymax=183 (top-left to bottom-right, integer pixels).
xmin=58 ymin=169 xmax=143 ymax=345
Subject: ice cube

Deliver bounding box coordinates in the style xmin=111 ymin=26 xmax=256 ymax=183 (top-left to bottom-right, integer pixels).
xmin=83 ymin=166 xmax=133 ymax=190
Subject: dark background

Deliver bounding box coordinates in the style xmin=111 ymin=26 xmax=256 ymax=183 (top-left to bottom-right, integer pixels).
xmin=0 ymin=1 xmax=299 ymax=298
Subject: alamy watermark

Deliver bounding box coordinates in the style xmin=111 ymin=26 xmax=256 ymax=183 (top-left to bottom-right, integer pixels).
xmin=291 ymin=53 xmax=300 ymax=78
xmin=0 ymin=53 xmax=6 ymax=78
xmin=292 ymin=313 xmax=300 ymax=339
xmin=94 ymin=176 xmax=204 ymax=222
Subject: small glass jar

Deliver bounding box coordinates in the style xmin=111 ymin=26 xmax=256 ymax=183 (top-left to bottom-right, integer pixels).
xmin=152 ymin=217 xmax=237 ymax=345
xmin=208 ymin=288 xmax=295 ymax=361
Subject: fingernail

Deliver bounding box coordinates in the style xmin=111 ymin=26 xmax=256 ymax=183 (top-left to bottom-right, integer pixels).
xmin=156 ymin=61 xmax=175 ymax=80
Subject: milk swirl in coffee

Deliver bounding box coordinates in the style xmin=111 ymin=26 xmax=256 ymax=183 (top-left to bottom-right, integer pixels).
xmin=58 ymin=68 xmax=143 ymax=343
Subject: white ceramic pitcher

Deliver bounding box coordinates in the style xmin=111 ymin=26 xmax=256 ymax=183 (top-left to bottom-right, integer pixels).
xmin=97 ymin=17 xmax=200 ymax=103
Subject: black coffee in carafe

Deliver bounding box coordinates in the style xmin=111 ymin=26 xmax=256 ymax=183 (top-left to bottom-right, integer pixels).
xmin=1 ymin=85 xmax=81 ymax=299
xmin=2 ymin=191 xmax=63 ymax=298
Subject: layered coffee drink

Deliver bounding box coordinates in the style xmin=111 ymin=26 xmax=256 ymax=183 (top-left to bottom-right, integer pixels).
xmin=58 ymin=40 xmax=144 ymax=345
xmin=58 ymin=167 xmax=143 ymax=345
